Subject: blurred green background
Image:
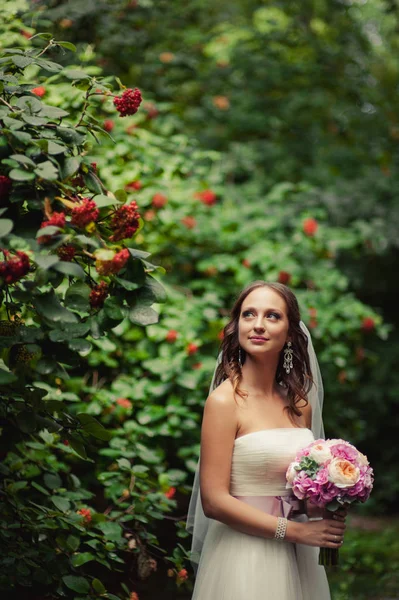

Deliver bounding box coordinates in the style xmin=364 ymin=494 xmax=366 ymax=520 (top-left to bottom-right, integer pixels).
xmin=1 ymin=0 xmax=399 ymax=598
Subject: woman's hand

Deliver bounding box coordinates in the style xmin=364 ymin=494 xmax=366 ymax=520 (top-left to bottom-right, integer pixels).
xmin=288 ymin=516 xmax=346 ymax=548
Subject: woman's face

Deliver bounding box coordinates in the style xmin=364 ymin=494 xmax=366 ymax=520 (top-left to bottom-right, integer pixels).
xmin=238 ymin=286 xmax=290 ymax=359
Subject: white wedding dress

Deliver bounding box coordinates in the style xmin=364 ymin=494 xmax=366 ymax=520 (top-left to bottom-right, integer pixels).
xmin=191 ymin=427 xmax=331 ymax=600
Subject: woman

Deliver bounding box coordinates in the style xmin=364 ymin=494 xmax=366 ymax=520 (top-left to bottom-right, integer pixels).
xmin=187 ymin=281 xmax=347 ymax=599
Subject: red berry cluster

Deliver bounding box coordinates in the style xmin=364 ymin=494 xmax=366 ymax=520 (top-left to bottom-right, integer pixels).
xmin=71 ymin=198 xmax=99 ymax=228
xmin=96 ymin=248 xmax=130 ymax=275
xmin=125 ymin=180 xmax=142 ymax=191
xmin=195 ymin=189 xmax=217 ymax=206
xmin=0 ymin=250 xmax=30 ymax=284
xmin=109 ymin=201 xmax=140 ymax=242
xmin=0 ymin=175 xmax=12 ymax=202
xmin=114 ymin=88 xmax=142 ymax=117
xmin=89 ymin=281 xmax=109 ymax=308
xmin=76 ymin=508 xmax=92 ymax=524
xmin=31 ymin=86 xmax=46 ymax=97
xmin=38 ymin=211 xmax=66 ymax=244
xmin=116 ymin=397 xmax=132 ymax=409
xmin=57 ymin=245 xmax=76 ymax=262
xmin=303 ymin=217 xmax=318 ymax=236
xmin=278 ymin=271 xmax=291 ymax=285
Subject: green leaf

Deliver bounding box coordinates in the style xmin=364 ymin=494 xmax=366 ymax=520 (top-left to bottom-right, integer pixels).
xmin=68 ymin=339 xmax=92 ymax=355
xmin=35 ymin=225 xmax=62 ymax=238
xmin=117 ymin=458 xmax=131 ymax=471
xmin=68 ymin=437 xmax=87 ymax=459
xmin=129 ymin=306 xmax=159 ymax=326
xmin=0 ymin=219 xmax=13 ymax=238
xmin=52 ymin=261 xmax=86 ymax=280
xmin=77 ymin=414 xmax=111 ymax=441
xmin=35 ymin=58 xmax=63 ymax=73
xmin=16 ymin=410 xmax=37 ymax=433
xmin=22 ymin=114 xmax=47 ymax=126
xmin=92 ymin=578 xmax=106 ymax=594
xmin=56 ymin=126 xmax=85 ymax=145
xmin=114 ymin=189 xmax=127 ymax=203
xmin=12 ymin=55 xmax=33 ymax=68
xmin=8 ymin=168 xmax=35 ymax=181
xmin=96 ymin=521 xmax=122 ymax=541
xmin=44 ymin=472 xmax=62 ymax=489
xmin=34 ymin=290 xmax=79 ymax=324
xmin=83 ymin=171 xmax=103 ymax=194
xmin=66 ymin=534 xmax=80 ymax=551
xmin=10 ymin=130 xmax=32 ymax=144
xmin=92 ymin=194 xmax=117 ymax=208
xmin=35 ymin=160 xmax=59 ymax=181
xmin=47 ymin=140 xmax=67 ymax=155
xmin=71 ymin=552 xmax=95 ymax=567
xmin=8 ymin=481 xmax=28 ymax=493
xmin=51 ymin=495 xmax=71 ymax=512
xmin=62 ymin=156 xmax=81 ymax=179
xmin=34 ymin=254 xmax=60 ymax=269
xmin=31 ymin=481 xmax=50 ymax=496
xmin=128 ymin=248 xmax=151 ymax=259
xmin=0 ymin=367 xmax=17 ymax=384
xmin=40 ymin=105 xmax=69 ymax=119
xmin=62 ymin=575 xmax=90 ymax=593
xmin=57 ymin=41 xmax=77 ymax=51
xmin=9 ymin=153 xmax=36 ymax=166
xmin=64 ymin=282 xmax=91 ymax=311
xmin=64 ymin=69 xmax=90 ymax=80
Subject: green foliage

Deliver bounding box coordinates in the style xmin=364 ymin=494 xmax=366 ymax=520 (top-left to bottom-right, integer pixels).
xmin=1 ymin=0 xmax=398 ymax=598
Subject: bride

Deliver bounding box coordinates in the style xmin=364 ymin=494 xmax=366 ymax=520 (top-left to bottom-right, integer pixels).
xmin=187 ymin=281 xmax=348 ymax=599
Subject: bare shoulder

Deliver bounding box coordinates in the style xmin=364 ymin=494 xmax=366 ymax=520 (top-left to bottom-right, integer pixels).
xmin=202 ymin=379 xmax=238 ymax=433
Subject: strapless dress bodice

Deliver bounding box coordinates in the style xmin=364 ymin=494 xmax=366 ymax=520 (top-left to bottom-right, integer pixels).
xmin=229 ymin=427 xmax=314 ymax=497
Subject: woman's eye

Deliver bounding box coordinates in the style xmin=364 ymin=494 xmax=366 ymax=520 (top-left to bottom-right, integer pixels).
xmin=268 ymin=312 xmax=280 ymax=320
xmin=243 ymin=311 xmax=254 ymax=317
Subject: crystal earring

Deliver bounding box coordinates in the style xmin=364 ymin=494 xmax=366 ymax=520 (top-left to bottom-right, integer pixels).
xmin=283 ymin=341 xmax=293 ymax=374
xmin=238 ymin=347 xmax=242 ymax=368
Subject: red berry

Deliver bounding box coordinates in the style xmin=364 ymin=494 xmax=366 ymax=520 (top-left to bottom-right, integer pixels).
xmin=116 ymin=398 xmax=132 ymax=409
xmin=242 ymin=259 xmax=251 ymax=268
xmin=89 ymin=281 xmax=109 ymax=308
xmin=309 ymin=307 xmax=317 ymax=318
xmin=303 ymin=218 xmax=318 ymax=236
xmin=361 ymin=317 xmax=375 ymax=332
xmin=31 ymin=86 xmax=46 ymax=97
xmin=187 ymin=343 xmax=198 ymax=355
xmin=104 ymin=119 xmax=115 ymax=132
xmin=109 ymin=201 xmax=140 ymax=242
xmin=177 ymin=569 xmax=188 ymax=581
xmin=164 ymin=487 xmax=176 ymax=499
xmin=195 ymin=189 xmax=217 ymax=206
xmin=166 ymin=330 xmax=178 ymax=343
xmin=0 ymin=176 xmax=12 ymax=202
xmin=152 ymin=193 xmax=168 ymax=208
xmin=181 ymin=216 xmax=197 ymax=229
xmin=57 ymin=245 xmax=76 ymax=262
xmin=278 ymin=271 xmax=291 ymax=285
xmin=125 ymin=180 xmax=142 ymax=191
xmin=192 ymin=362 xmax=202 ymax=370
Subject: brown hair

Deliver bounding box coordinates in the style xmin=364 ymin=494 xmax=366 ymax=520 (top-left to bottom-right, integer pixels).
xmin=215 ymin=281 xmax=313 ymax=420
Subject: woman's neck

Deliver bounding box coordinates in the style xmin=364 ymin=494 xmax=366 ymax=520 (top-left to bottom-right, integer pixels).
xmin=240 ymin=355 xmax=280 ymax=399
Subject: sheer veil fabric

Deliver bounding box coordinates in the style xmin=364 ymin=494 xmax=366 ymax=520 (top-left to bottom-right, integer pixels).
xmin=186 ymin=321 xmax=325 ymax=573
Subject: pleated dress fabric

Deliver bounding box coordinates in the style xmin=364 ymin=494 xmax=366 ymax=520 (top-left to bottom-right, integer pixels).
xmin=191 ymin=428 xmax=331 ymax=600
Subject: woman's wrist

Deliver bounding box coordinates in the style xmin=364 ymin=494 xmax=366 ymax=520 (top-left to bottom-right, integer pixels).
xmin=285 ymin=519 xmax=301 ymax=544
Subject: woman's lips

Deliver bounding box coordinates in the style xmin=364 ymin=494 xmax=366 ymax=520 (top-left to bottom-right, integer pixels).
xmin=250 ymin=337 xmax=270 ymax=343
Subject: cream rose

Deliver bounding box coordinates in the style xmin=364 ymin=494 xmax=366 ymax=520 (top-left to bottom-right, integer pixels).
xmin=286 ymin=462 xmax=300 ymax=485
xmin=308 ymin=443 xmax=333 ymax=464
xmin=357 ymin=451 xmax=369 ymax=467
xmin=328 ymin=458 xmax=360 ymax=488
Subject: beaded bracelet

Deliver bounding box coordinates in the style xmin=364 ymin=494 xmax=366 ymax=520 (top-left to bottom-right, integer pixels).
xmin=274 ymin=516 xmax=288 ymax=540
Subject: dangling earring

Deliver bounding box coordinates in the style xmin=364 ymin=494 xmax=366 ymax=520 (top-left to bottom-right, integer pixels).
xmin=283 ymin=341 xmax=293 ymax=374
xmin=238 ymin=347 xmax=243 ymax=368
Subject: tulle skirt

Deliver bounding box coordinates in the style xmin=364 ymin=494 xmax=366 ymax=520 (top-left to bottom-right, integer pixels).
xmin=191 ymin=516 xmax=331 ymax=600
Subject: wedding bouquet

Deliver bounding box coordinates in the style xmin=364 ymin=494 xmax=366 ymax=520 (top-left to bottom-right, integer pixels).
xmin=286 ymin=438 xmax=374 ymax=566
